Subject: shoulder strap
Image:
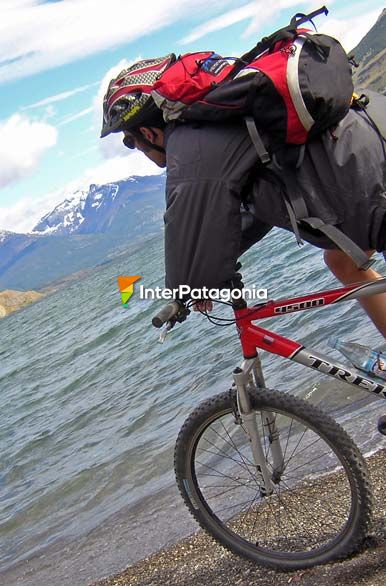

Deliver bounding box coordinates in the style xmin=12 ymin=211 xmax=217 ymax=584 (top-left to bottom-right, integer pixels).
xmin=245 ymin=117 xmax=270 ymax=164
xmin=302 ymin=218 xmax=374 ymax=270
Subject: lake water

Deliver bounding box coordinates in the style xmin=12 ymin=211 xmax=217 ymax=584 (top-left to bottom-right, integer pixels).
xmin=1 ymin=229 xmax=385 ymax=585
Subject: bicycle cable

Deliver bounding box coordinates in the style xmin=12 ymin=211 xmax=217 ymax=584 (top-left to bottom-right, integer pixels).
xmin=186 ymin=298 xmax=268 ymax=326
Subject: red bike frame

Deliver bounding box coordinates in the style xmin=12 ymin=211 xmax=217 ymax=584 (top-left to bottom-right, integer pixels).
xmin=234 ymin=278 xmax=386 ymax=399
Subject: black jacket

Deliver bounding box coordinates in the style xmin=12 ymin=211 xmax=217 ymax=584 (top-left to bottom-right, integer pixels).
xmin=163 ymin=93 xmax=386 ymax=293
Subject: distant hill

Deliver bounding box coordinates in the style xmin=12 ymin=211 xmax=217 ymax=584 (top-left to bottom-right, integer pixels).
xmin=351 ymin=8 xmax=386 ymax=93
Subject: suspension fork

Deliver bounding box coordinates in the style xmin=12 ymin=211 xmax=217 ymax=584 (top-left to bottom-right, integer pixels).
xmin=252 ymin=357 xmax=285 ymax=481
xmin=233 ymin=357 xmax=285 ymax=491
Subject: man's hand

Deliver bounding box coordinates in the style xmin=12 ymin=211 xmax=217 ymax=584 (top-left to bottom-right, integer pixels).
xmin=192 ymin=300 xmax=213 ymax=312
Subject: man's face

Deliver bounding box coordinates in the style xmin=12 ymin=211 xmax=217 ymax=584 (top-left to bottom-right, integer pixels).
xmin=123 ymin=130 xmax=166 ymax=168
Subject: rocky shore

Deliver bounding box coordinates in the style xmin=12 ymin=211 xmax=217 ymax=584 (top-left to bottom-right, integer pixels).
xmin=0 ymin=289 xmax=44 ymax=317
xmin=93 ymin=448 xmax=386 ymax=586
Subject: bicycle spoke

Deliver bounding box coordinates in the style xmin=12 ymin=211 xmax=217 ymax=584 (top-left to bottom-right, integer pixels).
xmin=283 ymin=433 xmax=324 ymax=469
xmin=238 ymin=488 xmax=263 ymax=526
xmin=282 ymin=416 xmax=294 ymax=462
xmin=212 ymin=494 xmax=264 ymax=516
xmin=202 ymin=481 xmax=258 ymax=500
xmin=198 ymin=438 xmax=255 ymax=476
xmin=277 ymin=474 xmax=350 ymax=529
xmin=217 ymin=419 xmax=256 ymax=468
xmin=284 ymin=448 xmax=335 ymax=476
xmin=196 ymin=459 xmax=261 ymax=490
xmin=199 ymin=472 xmax=254 ymax=482
xmin=271 ymin=486 xmax=321 ymax=545
xmin=282 ymin=424 xmax=310 ymax=469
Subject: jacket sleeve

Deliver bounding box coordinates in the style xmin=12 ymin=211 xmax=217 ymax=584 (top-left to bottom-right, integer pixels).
xmin=163 ymin=122 xmax=272 ymax=295
xmin=164 ymin=178 xmax=242 ymax=292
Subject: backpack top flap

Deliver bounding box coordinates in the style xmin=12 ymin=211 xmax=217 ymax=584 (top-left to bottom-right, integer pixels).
xmin=152 ymin=52 xmax=238 ymax=120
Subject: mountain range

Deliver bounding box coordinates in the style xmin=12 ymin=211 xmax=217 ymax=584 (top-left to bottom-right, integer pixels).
xmin=352 ymin=8 xmax=386 ymax=94
xmin=0 ymin=175 xmax=165 ymax=290
xmin=1 ymin=8 xmax=385 ymax=292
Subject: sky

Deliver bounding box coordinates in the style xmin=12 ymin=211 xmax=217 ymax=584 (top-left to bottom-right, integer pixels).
xmin=0 ymin=0 xmax=384 ymax=233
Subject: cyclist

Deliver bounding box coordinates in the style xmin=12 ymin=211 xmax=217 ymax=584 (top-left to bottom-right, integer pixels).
xmin=101 ymin=57 xmax=386 ymax=338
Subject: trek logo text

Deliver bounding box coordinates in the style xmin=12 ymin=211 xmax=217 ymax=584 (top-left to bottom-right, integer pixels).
xmin=306 ymin=354 xmax=386 ymax=398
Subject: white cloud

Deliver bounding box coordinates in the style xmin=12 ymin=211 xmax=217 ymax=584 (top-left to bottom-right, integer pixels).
xmin=0 ymin=0 xmax=228 ymax=83
xmin=179 ymin=1 xmax=384 ymax=47
xmin=180 ymin=1 xmax=259 ymax=44
xmin=319 ymin=9 xmax=382 ymax=52
xmin=0 ymin=152 xmax=164 ymax=233
xmin=0 ymin=113 xmax=57 ymax=188
xmin=179 ymin=0 xmax=309 ymax=44
xmin=0 ymin=1 xmax=383 ymax=85
xmin=81 ymin=152 xmax=165 ymax=186
xmin=22 ymin=81 xmax=100 ymax=110
xmin=57 ymin=106 xmax=93 ymax=126
xmin=0 ymin=195 xmax=47 ymax=234
xmin=0 ymin=0 xmax=37 ymax=12
xmin=0 ymin=53 xmax=165 ymax=232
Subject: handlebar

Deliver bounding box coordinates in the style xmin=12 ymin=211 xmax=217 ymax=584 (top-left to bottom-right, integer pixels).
xmin=152 ymin=301 xmax=181 ymax=328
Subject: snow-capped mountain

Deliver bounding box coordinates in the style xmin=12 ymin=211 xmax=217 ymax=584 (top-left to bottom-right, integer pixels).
xmin=31 ymin=177 xmax=158 ymax=237
xmin=32 ymin=190 xmax=88 ymax=235
xmin=0 ymin=230 xmax=11 ymax=243
xmin=0 ymin=174 xmax=166 ymax=290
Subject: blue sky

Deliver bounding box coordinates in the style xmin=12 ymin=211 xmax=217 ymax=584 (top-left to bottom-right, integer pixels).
xmin=0 ymin=0 xmax=385 ymax=233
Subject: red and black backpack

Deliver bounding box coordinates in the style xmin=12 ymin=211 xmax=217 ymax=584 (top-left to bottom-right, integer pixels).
xmin=151 ymin=6 xmax=354 ymax=155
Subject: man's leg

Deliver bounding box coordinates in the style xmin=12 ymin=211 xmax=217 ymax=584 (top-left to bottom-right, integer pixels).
xmin=324 ymin=249 xmax=386 ymax=338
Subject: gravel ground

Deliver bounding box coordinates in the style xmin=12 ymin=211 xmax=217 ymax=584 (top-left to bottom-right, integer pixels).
xmin=92 ymin=447 xmax=386 ymax=586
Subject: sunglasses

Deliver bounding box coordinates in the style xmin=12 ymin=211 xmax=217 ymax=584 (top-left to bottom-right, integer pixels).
xmin=122 ymin=134 xmax=136 ymax=149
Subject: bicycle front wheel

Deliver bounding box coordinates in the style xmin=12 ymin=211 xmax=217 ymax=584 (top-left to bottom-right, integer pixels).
xmin=175 ymin=387 xmax=373 ymax=570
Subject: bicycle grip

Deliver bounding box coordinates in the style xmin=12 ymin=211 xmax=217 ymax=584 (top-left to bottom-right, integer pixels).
xmin=152 ymin=301 xmax=180 ymax=328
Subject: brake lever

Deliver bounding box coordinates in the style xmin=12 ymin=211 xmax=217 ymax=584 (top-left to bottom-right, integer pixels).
xmin=158 ymin=319 xmax=176 ymax=344
xmin=157 ymin=306 xmax=191 ymax=344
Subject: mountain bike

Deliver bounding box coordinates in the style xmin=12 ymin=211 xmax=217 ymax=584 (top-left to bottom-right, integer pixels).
xmin=151 ymin=276 xmax=386 ymax=570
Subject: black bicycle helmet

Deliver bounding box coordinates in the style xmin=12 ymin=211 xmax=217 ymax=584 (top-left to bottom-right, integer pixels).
xmin=100 ymin=55 xmax=175 ymax=138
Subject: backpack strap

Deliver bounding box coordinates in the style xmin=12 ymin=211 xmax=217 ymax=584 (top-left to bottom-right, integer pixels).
xmin=245 ymin=117 xmax=270 ymax=164
xmin=302 ymin=218 xmax=375 ymax=270
xmin=289 ymin=6 xmax=328 ymax=28
xmin=272 ymin=147 xmax=308 ymax=246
